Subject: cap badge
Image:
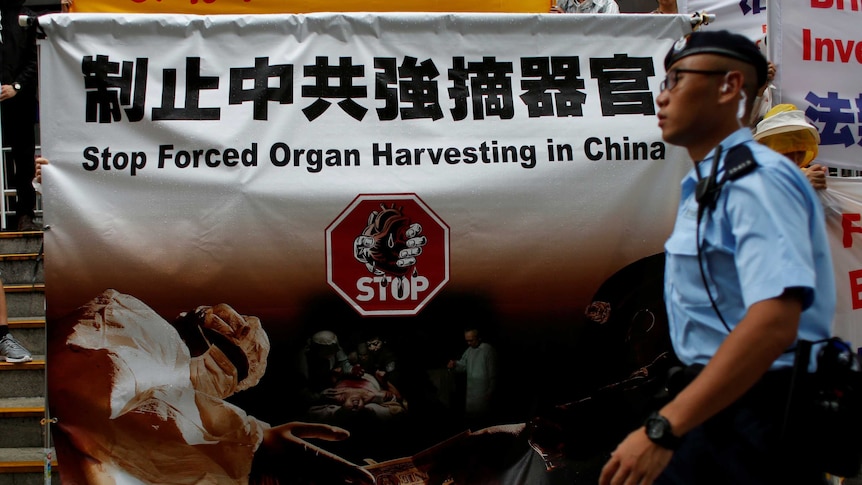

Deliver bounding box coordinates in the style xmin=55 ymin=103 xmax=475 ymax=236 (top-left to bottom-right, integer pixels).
xmin=672 ymin=35 xmax=689 ymax=56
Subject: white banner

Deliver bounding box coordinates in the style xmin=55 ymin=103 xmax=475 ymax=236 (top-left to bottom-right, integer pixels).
xmin=768 ymin=1 xmax=862 ymax=171
xmin=38 ymin=13 xmax=694 ymax=321
xmin=36 ymin=11 xmax=862 ymax=485
xmin=822 ymin=179 xmax=862 ymax=347
xmin=687 ymin=0 xmax=767 ymax=42
xmin=39 ymin=13 xmax=696 ymax=484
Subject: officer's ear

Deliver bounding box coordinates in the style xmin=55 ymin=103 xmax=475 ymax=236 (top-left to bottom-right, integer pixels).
xmin=719 ymin=71 xmax=744 ymax=97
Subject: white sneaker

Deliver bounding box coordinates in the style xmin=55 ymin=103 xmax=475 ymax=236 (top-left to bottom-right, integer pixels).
xmin=0 ymin=334 xmax=33 ymax=363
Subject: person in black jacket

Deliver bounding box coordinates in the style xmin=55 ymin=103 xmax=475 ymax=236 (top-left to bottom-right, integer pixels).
xmin=0 ymin=0 xmax=39 ymax=231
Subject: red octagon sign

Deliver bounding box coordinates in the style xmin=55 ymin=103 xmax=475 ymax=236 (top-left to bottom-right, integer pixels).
xmin=326 ymin=194 xmax=450 ymax=316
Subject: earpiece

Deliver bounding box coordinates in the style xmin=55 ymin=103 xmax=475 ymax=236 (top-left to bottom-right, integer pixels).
xmin=720 ymin=83 xmax=730 ymax=93
xmin=737 ymin=91 xmax=747 ymax=120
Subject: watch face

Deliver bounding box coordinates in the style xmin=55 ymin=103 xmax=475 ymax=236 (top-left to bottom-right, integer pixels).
xmin=13 ymin=83 xmax=21 ymax=91
xmin=646 ymin=417 xmax=665 ymax=439
xmin=644 ymin=413 xmax=680 ymax=449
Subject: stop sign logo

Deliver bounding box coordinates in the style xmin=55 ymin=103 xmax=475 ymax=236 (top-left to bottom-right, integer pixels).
xmin=326 ymin=194 xmax=450 ymax=316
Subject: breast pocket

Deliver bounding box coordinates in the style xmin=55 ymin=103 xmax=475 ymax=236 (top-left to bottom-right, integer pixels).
xmin=664 ymin=227 xmax=722 ymax=310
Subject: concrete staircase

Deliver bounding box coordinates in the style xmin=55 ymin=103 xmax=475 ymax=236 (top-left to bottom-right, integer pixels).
xmin=0 ymin=229 xmax=58 ymax=485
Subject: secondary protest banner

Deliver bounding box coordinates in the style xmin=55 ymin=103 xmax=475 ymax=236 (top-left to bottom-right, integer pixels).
xmin=687 ymin=0 xmax=767 ymax=42
xmin=39 ymin=13 xmax=695 ymax=484
xmin=768 ymin=1 xmax=862 ymax=171
xmin=820 ymin=180 xmax=862 ymax=347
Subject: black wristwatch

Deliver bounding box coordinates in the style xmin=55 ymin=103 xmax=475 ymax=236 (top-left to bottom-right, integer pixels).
xmin=644 ymin=412 xmax=682 ymax=450
xmin=12 ymin=82 xmax=21 ymax=92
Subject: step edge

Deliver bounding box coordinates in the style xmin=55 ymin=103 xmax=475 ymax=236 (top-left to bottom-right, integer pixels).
xmin=0 ymin=253 xmax=41 ymax=260
xmin=7 ymin=318 xmax=46 ymax=329
xmin=0 ymin=232 xmax=42 ymax=239
xmin=0 ymin=358 xmax=46 ymax=369
xmin=3 ymin=284 xmax=45 ymax=293
xmin=0 ymin=407 xmax=44 ymax=417
xmin=0 ymin=462 xmax=59 ymax=473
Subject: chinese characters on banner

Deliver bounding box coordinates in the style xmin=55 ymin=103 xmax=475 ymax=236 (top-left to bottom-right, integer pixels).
xmin=83 ymin=54 xmax=657 ymax=125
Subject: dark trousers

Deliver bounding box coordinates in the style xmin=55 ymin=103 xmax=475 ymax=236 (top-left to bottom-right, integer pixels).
xmin=656 ymin=370 xmax=827 ymax=485
xmin=1 ymin=94 xmax=37 ymax=220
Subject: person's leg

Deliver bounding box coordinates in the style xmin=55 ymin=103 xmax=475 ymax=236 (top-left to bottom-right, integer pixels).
xmin=659 ymin=376 xmax=828 ymax=485
xmin=710 ymin=405 xmax=827 ymax=485
xmin=12 ymin=141 xmax=37 ymax=219
xmin=1 ymin=96 xmax=38 ymax=230
xmin=656 ymin=425 xmax=725 ymax=485
xmin=0 ymin=276 xmax=32 ymax=362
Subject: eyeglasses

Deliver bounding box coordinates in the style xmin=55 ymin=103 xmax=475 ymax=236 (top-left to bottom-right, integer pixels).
xmin=660 ymin=68 xmax=728 ymax=92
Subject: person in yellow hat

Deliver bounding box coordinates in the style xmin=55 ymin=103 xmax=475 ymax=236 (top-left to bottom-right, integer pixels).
xmin=754 ymin=104 xmax=827 ymax=190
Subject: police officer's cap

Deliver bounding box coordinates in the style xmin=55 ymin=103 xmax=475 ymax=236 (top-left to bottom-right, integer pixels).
xmin=664 ymin=30 xmax=768 ymax=89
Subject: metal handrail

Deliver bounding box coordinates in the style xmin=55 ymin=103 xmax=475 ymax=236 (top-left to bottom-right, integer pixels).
xmin=0 ymin=145 xmax=44 ymax=231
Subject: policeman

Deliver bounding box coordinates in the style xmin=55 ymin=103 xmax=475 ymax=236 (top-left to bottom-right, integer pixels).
xmin=600 ymin=30 xmax=834 ymax=485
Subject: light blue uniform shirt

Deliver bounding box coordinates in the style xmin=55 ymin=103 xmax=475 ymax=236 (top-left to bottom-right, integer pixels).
xmin=664 ymin=128 xmax=835 ymax=370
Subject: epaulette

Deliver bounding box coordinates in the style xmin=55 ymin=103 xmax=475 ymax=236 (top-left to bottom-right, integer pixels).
xmin=696 ymin=143 xmax=759 ymax=216
xmin=722 ymin=144 xmax=758 ymax=183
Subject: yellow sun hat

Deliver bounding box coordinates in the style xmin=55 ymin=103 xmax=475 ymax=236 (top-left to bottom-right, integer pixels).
xmin=753 ymin=104 xmax=820 ymax=167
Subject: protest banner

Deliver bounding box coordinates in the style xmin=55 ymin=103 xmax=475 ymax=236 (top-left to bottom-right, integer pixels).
xmin=38 ymin=8 xmax=862 ymax=483
xmin=39 ymin=13 xmax=695 ymax=483
xmin=687 ymin=0 xmax=767 ymax=42
xmin=768 ymin=1 xmax=862 ymax=171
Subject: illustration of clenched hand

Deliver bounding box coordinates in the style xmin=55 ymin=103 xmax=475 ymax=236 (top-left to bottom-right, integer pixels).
xmin=354 ymin=204 xmax=427 ymax=276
